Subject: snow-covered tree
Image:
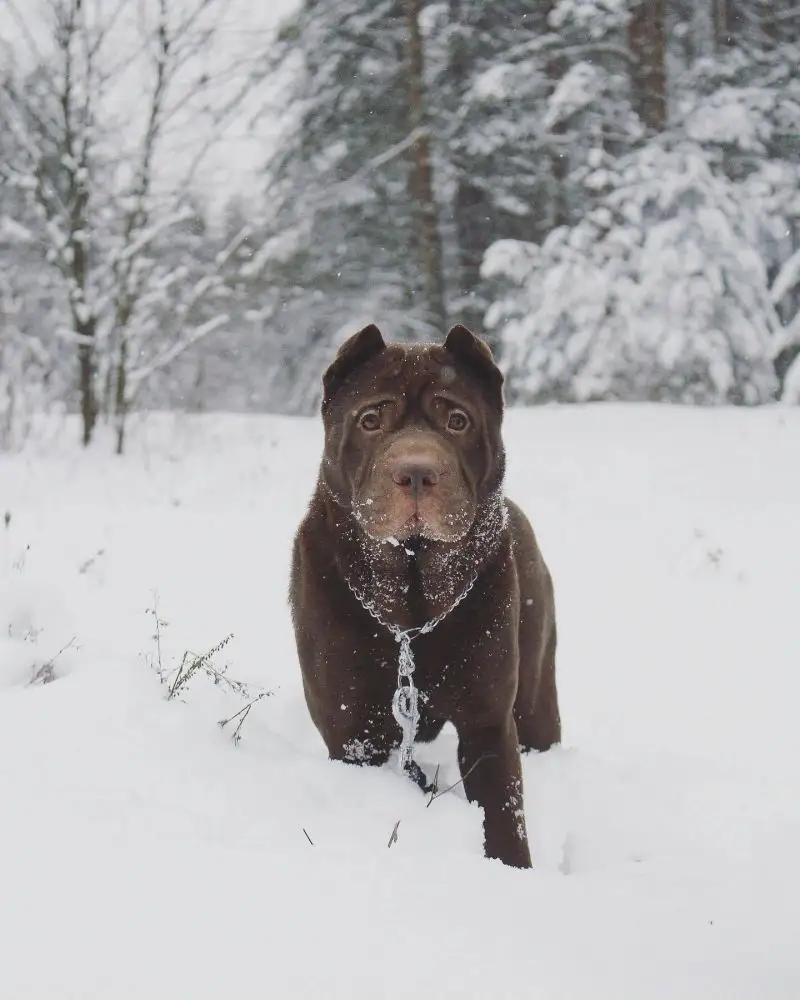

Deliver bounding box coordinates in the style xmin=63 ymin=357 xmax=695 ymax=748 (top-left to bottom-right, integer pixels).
xmin=677 ymin=8 xmax=800 ymax=395
xmin=485 ymin=143 xmax=781 ymax=404
xmin=482 ymin=0 xmax=799 ymax=405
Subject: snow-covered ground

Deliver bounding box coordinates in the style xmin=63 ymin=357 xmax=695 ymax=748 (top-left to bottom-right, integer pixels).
xmin=1 ymin=405 xmax=798 ymax=999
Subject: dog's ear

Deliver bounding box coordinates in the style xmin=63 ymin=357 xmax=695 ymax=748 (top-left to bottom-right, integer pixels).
xmin=443 ymin=324 xmax=504 ymax=408
xmin=322 ymin=324 xmax=386 ymax=409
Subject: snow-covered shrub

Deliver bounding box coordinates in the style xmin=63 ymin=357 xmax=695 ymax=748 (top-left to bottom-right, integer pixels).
xmin=484 ymin=143 xmax=781 ymax=405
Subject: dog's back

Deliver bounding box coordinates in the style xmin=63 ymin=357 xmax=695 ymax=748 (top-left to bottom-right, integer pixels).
xmin=506 ymin=499 xmax=561 ymax=751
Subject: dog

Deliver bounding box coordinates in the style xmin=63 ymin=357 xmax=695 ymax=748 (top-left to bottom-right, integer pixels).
xmin=289 ymin=323 xmax=561 ymax=868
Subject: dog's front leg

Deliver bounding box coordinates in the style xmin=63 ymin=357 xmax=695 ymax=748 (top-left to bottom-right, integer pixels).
xmin=319 ymin=702 xmax=396 ymax=769
xmin=457 ymin=715 xmax=532 ymax=869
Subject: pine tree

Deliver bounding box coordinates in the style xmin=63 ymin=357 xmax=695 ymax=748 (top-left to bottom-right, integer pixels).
xmin=429 ymin=0 xmax=638 ymax=345
xmin=628 ymin=0 xmax=668 ymax=131
xmin=256 ymin=0 xmax=447 ymax=412
xmin=485 ymin=143 xmax=780 ymax=405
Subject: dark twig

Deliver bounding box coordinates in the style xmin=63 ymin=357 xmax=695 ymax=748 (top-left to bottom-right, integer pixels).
xmin=28 ymin=636 xmax=77 ymax=686
xmin=167 ymin=633 xmax=234 ymax=700
xmin=78 ymin=548 xmax=105 ymax=574
xmin=426 ymin=754 xmax=497 ymax=807
xmin=218 ymin=689 xmax=274 ymax=744
xmin=388 ymin=820 xmax=401 ymax=848
xmin=303 ymin=828 xmax=314 ymax=846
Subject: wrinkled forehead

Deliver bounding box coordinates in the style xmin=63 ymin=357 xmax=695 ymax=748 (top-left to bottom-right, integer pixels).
xmin=347 ymin=343 xmax=467 ymax=402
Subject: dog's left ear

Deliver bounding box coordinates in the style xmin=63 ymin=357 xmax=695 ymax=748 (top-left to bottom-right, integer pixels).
xmin=443 ymin=324 xmax=504 ymax=408
xmin=322 ymin=323 xmax=386 ymax=409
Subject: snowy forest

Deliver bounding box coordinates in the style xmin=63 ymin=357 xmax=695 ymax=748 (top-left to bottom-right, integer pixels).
xmin=1 ymin=0 xmax=799 ymax=451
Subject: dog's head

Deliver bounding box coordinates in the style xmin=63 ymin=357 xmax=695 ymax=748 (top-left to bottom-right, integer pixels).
xmin=320 ymin=323 xmax=505 ymax=543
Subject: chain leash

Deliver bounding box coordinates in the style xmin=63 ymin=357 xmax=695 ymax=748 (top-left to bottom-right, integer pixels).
xmin=344 ymin=571 xmax=478 ymax=772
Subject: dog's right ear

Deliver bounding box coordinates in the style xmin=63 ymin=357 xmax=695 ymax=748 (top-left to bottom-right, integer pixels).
xmin=322 ymin=323 xmax=386 ymax=409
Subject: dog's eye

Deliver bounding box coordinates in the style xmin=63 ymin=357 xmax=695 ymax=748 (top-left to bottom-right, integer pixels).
xmin=359 ymin=408 xmax=382 ymax=432
xmin=447 ymin=409 xmax=469 ymax=432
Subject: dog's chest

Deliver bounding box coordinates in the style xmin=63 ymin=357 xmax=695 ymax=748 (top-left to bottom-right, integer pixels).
xmin=401 ymin=616 xmax=516 ymax=718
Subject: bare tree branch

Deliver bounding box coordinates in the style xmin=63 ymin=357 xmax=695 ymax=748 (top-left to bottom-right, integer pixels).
xmin=127 ymin=224 xmax=251 ymax=401
xmin=1 ymin=0 xmax=256 ymax=448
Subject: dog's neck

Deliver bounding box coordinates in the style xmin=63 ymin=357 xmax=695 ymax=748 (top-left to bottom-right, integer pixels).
xmin=324 ymin=486 xmax=508 ymax=629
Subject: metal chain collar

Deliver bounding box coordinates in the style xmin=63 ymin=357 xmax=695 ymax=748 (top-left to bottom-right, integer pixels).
xmin=344 ymin=570 xmax=478 ymax=773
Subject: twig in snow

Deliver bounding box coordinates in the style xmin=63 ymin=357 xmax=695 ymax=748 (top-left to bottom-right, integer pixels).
xmin=78 ymin=548 xmax=105 ymax=574
xmin=217 ymin=689 xmax=274 ymax=744
xmin=426 ymin=754 xmax=497 ymax=808
xmin=145 ymin=605 xmax=275 ymax=739
xmin=388 ymin=820 xmax=401 ymax=848
xmin=146 ymin=594 xmax=168 ymax=682
xmin=303 ymin=828 xmax=314 ymax=846
xmin=167 ymin=633 xmax=234 ymax=700
xmin=13 ymin=543 xmax=30 ymax=572
xmin=28 ymin=636 xmax=77 ymax=687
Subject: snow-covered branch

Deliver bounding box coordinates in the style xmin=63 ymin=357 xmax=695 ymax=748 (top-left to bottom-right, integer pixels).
xmin=127 ymin=314 xmax=228 ymax=397
xmin=771 ymin=248 xmax=800 ymax=307
xmin=125 ymin=224 xmax=251 ymax=402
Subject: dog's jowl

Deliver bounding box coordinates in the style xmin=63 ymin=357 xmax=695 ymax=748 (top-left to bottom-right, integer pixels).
xmin=289 ymin=323 xmax=561 ymax=868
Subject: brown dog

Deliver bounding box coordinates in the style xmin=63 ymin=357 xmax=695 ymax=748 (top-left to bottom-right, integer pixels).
xmin=290 ymin=323 xmax=561 ymax=868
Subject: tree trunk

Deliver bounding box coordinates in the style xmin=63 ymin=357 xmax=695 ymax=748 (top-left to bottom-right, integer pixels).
xmin=712 ymin=0 xmax=738 ymax=48
xmin=546 ymin=45 xmax=569 ymax=234
xmin=113 ymin=336 xmax=128 ymax=455
xmin=757 ymin=0 xmax=778 ymax=46
xmin=628 ymin=0 xmax=668 ymax=132
xmin=70 ymin=161 xmax=96 ymax=445
xmin=447 ymin=1 xmax=492 ymax=335
xmin=100 ymin=329 xmax=118 ymax=422
xmin=77 ymin=326 xmax=97 ymax=447
xmin=452 ymin=180 xmax=493 ymax=331
xmin=404 ymin=0 xmax=447 ymax=332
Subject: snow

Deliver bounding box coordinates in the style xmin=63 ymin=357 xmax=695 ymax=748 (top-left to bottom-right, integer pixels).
xmin=1 ymin=406 xmax=799 ymax=999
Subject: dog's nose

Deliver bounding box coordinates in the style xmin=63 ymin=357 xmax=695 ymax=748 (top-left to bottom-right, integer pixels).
xmin=392 ymin=462 xmax=440 ymax=493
